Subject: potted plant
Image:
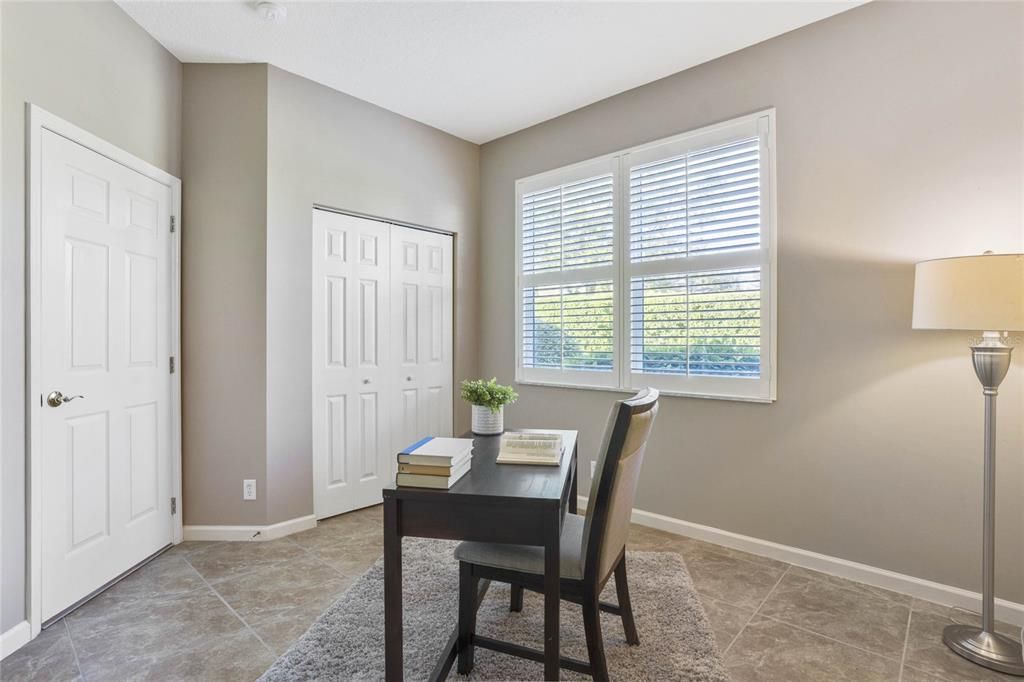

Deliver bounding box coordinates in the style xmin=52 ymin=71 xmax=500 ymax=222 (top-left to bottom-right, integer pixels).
xmin=461 ymin=378 xmax=518 ymax=435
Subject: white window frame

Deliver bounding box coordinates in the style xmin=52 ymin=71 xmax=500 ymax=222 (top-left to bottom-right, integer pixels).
xmin=514 ymin=109 xmax=777 ymax=402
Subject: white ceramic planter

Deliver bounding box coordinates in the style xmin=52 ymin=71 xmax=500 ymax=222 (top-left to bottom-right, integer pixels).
xmin=471 ymin=405 xmax=504 ymax=435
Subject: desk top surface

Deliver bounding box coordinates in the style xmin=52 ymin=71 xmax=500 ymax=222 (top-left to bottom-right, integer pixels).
xmin=383 ymin=429 xmax=578 ymax=504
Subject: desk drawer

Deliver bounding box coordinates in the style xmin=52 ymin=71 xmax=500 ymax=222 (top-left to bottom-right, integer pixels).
xmin=394 ymin=497 xmax=557 ymax=545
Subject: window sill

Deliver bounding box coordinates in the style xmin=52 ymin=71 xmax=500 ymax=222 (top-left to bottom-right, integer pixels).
xmin=512 ymin=378 xmax=776 ymax=404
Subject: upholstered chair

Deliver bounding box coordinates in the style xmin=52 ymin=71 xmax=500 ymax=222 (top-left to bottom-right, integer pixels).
xmin=453 ymin=388 xmax=660 ymax=681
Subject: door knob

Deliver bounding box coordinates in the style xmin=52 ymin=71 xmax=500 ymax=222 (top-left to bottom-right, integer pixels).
xmin=362 ymin=379 xmax=371 ymax=384
xmin=46 ymin=391 xmax=85 ymax=408
xmin=406 ymin=376 xmax=413 ymax=382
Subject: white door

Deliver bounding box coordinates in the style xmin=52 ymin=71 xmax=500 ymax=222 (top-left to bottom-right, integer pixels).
xmin=390 ymin=225 xmax=454 ymax=462
xmin=312 ymin=210 xmax=392 ymax=518
xmin=38 ymin=129 xmax=174 ymax=621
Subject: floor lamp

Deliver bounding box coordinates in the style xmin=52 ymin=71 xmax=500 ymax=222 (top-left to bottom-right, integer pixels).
xmin=912 ymin=252 xmax=1024 ymax=676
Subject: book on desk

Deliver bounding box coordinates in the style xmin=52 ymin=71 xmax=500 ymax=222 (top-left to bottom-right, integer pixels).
xmin=496 ymin=431 xmax=564 ymax=466
xmin=396 ymin=436 xmax=474 ymax=489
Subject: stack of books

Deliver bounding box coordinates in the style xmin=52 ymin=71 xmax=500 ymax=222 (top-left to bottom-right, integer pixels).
xmin=496 ymin=432 xmax=564 ymax=466
xmin=396 ymin=437 xmax=475 ymax=489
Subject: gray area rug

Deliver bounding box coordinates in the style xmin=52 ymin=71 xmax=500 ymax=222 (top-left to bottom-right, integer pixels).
xmin=261 ymin=538 xmax=728 ymax=681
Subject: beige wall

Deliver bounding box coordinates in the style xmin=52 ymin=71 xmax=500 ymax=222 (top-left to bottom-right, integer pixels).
xmin=181 ymin=64 xmax=269 ymax=526
xmin=479 ymin=1 xmax=1024 ymax=601
xmin=178 ymin=65 xmax=480 ymax=526
xmin=3 ymin=0 xmax=1020 ymax=639
xmin=1 ymin=1 xmax=182 ymax=631
xmin=264 ymin=66 xmax=480 ymax=523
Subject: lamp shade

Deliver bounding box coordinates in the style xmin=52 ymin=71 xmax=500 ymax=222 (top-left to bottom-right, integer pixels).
xmin=912 ymin=253 xmax=1024 ymax=331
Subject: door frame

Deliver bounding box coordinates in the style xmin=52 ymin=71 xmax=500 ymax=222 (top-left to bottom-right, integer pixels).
xmin=25 ymin=104 xmax=183 ymax=637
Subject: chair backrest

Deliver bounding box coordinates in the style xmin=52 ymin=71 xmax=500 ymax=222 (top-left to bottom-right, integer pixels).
xmin=581 ymin=388 xmax=659 ymax=584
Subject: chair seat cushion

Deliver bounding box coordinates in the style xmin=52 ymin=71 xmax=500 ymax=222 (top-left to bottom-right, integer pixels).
xmin=453 ymin=513 xmax=585 ymax=579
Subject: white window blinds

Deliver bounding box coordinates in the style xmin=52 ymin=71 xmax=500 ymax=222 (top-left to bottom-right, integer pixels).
xmin=515 ymin=111 xmax=776 ymax=401
xmin=629 ymin=268 xmax=761 ymax=378
xmin=522 ymin=282 xmax=614 ymax=372
xmin=630 ymin=137 xmax=761 ymax=262
xmin=522 ymin=175 xmax=614 ymax=274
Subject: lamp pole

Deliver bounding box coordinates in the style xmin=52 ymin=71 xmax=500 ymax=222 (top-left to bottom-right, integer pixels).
xmin=942 ymin=331 xmax=1024 ymax=676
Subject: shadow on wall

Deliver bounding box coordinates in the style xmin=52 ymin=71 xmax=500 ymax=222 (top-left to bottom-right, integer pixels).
xmin=505 ymin=250 xmax=978 ymax=432
xmin=779 ymin=248 xmax=965 ymax=392
xmin=502 ymin=246 xmax=1021 ymax=568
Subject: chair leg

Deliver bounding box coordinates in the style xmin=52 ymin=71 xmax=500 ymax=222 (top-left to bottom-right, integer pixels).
xmin=510 ymin=584 xmax=524 ymax=612
xmin=458 ymin=562 xmax=478 ymax=674
xmin=615 ymin=556 xmax=640 ymax=645
xmin=582 ymin=597 xmax=609 ymax=682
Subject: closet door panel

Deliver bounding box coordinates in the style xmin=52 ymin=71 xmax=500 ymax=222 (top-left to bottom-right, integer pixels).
xmin=390 ymin=226 xmax=453 ymax=443
xmin=397 ymin=387 xmax=420 ymax=451
xmin=313 ymin=210 xmax=391 ymax=518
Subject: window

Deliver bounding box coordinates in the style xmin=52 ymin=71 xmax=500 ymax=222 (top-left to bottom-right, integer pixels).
xmin=515 ymin=111 xmax=776 ymax=401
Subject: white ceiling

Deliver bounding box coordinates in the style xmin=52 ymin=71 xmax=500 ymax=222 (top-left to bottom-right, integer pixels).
xmin=119 ymin=1 xmax=863 ymax=143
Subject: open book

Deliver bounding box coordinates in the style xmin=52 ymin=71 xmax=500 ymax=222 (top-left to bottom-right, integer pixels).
xmin=497 ymin=432 xmax=564 ymax=466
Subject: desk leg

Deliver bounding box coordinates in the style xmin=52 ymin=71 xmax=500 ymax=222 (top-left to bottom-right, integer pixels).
xmin=543 ymin=511 xmax=561 ymax=681
xmin=569 ymin=458 xmax=578 ymax=515
xmin=384 ymin=498 xmax=403 ymax=682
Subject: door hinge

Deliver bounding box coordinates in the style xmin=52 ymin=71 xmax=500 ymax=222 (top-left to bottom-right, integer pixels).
xmin=170 ymin=215 xmax=176 ymax=233
xmin=171 ymin=497 xmax=177 ymax=515
xmin=170 ymin=357 xmax=175 ymax=374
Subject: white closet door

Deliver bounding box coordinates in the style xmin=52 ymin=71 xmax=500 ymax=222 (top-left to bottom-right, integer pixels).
xmin=389 ymin=226 xmax=454 ymax=462
xmin=312 ymin=210 xmax=392 ymax=518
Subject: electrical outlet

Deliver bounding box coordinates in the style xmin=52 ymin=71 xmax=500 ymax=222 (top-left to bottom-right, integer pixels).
xmin=243 ymin=479 xmax=257 ymax=500
xmin=590 ymin=460 xmax=597 ymax=478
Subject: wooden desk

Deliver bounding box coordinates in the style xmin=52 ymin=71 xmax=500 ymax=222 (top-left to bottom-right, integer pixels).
xmin=382 ymin=429 xmax=579 ymax=681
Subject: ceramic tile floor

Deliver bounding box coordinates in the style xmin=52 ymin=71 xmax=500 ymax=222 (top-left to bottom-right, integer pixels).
xmin=3 ymin=505 xmax=1019 ymax=681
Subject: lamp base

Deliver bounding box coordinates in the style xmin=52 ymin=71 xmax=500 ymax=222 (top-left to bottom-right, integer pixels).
xmin=943 ymin=624 xmax=1024 ymax=676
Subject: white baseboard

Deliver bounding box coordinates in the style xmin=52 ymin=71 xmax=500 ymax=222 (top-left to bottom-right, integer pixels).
xmin=1 ymin=621 xmax=31 ymax=660
xmin=183 ymin=514 xmax=317 ymax=542
xmin=580 ymin=495 xmax=1024 ymax=627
